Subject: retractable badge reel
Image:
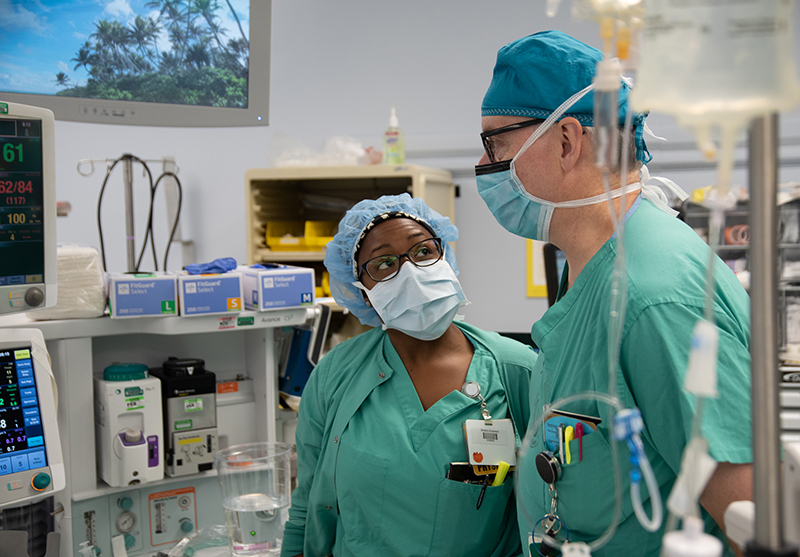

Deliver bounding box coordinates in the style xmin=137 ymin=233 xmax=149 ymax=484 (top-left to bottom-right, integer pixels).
xmin=461 ymin=381 xmax=491 ymax=420
xmin=530 ymin=451 xmax=569 ymax=555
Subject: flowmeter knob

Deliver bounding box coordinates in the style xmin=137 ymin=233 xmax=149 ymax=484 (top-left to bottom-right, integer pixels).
xmin=118 ymin=497 xmax=133 ymax=510
xmin=24 ymin=288 xmax=44 ymax=307
xmin=122 ymin=429 xmax=143 ymax=443
xmin=124 ymin=535 xmax=135 ymax=549
xmin=31 ymin=473 xmax=51 ymax=491
xmin=180 ymin=519 xmax=194 ymax=533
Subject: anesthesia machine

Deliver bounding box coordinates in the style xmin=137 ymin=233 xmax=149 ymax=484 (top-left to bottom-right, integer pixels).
xmin=0 ymin=101 xmax=65 ymax=554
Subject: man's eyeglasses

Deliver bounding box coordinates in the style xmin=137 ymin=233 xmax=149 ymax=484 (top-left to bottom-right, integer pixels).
xmin=359 ymin=238 xmax=444 ymax=282
xmin=480 ymin=119 xmax=545 ymax=163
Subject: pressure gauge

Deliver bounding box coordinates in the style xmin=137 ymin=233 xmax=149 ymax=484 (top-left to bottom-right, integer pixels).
xmin=116 ymin=511 xmax=137 ymax=533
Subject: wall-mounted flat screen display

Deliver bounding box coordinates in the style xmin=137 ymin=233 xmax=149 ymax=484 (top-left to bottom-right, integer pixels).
xmin=0 ymin=0 xmax=270 ymax=127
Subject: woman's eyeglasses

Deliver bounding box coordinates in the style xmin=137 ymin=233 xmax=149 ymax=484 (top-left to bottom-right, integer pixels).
xmin=480 ymin=119 xmax=544 ymax=163
xmin=359 ymin=238 xmax=444 ymax=282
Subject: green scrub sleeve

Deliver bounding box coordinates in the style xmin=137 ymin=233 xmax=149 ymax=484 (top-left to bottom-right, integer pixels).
xmin=621 ymin=301 xmax=752 ymax=476
xmin=281 ymin=353 xmax=331 ymax=557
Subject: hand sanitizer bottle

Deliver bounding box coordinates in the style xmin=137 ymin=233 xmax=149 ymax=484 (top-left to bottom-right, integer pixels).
xmin=382 ymin=107 xmax=405 ymax=165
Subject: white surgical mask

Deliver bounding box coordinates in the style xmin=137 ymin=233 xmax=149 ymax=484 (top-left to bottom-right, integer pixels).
xmin=355 ymin=259 xmax=469 ymax=341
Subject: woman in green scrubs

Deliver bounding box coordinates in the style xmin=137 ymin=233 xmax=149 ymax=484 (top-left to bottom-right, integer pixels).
xmin=281 ymin=194 xmax=535 ymax=557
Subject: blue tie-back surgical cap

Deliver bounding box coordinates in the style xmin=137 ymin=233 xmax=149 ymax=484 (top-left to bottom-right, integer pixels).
xmin=481 ymin=30 xmax=651 ymax=163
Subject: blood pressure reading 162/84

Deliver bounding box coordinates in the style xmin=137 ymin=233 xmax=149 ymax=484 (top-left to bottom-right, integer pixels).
xmin=0 ymin=118 xmax=45 ymax=284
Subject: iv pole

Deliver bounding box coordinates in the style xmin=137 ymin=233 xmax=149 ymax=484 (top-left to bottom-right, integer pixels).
xmin=122 ymin=155 xmax=135 ymax=272
xmin=748 ymin=114 xmax=796 ymax=556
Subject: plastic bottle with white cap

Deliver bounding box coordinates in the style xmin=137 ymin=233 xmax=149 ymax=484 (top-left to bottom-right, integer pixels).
xmin=382 ymin=107 xmax=405 ymax=165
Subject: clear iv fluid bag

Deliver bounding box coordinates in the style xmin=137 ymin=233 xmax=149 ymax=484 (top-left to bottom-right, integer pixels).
xmin=631 ymin=0 xmax=800 ymax=126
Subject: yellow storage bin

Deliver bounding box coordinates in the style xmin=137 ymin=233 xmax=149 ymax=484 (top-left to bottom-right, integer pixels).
xmin=321 ymin=271 xmax=331 ymax=297
xmin=305 ymin=221 xmax=338 ymax=249
xmin=266 ymin=221 xmax=308 ymax=251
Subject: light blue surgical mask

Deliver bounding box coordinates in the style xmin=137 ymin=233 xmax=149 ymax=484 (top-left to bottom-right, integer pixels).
xmin=475 ymin=159 xmax=635 ymax=243
xmin=355 ymin=259 xmax=469 ymax=341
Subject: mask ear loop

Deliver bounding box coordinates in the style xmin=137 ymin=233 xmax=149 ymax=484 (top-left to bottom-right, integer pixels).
xmin=508 ymin=83 xmax=597 ymax=204
xmin=510 ymin=82 xmax=597 ymax=172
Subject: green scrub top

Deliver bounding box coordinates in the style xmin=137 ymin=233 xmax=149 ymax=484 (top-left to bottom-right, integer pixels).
xmin=282 ymin=322 xmax=535 ymax=557
xmin=332 ymin=331 xmax=519 ymax=557
xmin=518 ymin=198 xmax=752 ymax=557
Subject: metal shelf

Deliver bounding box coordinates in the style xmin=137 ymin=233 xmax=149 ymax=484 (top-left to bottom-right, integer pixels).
xmin=254 ymin=248 xmax=327 ymax=263
xmin=0 ymin=308 xmax=313 ymax=339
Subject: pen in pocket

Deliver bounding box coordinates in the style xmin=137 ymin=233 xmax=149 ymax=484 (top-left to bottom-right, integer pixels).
xmin=476 ymin=474 xmax=490 ymax=510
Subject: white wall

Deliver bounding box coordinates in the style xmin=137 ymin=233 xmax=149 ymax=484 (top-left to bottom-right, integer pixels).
xmin=48 ymin=1 xmax=800 ymax=334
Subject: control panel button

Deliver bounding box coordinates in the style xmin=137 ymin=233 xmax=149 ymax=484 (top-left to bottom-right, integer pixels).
xmin=24 ymin=288 xmax=44 ymax=307
xmin=31 ymin=472 xmax=51 ymax=491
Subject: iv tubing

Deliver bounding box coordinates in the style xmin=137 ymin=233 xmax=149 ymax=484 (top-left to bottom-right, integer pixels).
xmin=598 ymin=71 xmax=663 ymax=532
xmin=603 ymin=103 xmax=633 ymax=398
xmin=630 ymin=435 xmax=664 ymax=532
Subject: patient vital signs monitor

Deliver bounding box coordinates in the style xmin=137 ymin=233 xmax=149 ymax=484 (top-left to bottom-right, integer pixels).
xmin=0 ymin=101 xmax=57 ymax=315
xmin=0 ymin=102 xmax=64 ymax=510
xmin=0 ymin=329 xmax=65 ymax=508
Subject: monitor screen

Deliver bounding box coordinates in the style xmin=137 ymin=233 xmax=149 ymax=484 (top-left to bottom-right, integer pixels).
xmin=0 ymin=115 xmax=45 ymax=285
xmin=0 ymin=0 xmax=270 ymax=127
xmin=0 ymin=101 xmax=56 ymax=315
xmin=0 ymin=346 xmax=48 ymax=476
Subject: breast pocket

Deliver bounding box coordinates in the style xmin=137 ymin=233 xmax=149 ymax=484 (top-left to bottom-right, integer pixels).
xmin=555 ymin=430 xmax=633 ymax=537
xmin=429 ymin=477 xmax=517 ymax=557
xmin=334 ymin=445 xmax=388 ymax=542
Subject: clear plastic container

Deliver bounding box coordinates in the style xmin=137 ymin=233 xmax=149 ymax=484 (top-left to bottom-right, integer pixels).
xmin=214 ymin=442 xmax=293 ymax=557
xmin=632 ymin=0 xmax=800 ymax=131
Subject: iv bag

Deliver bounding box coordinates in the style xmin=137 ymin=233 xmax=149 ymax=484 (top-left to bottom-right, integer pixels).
xmin=631 ymin=0 xmax=800 ymax=128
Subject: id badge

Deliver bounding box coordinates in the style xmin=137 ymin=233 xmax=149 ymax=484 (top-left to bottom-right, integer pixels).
xmin=464 ymin=418 xmax=517 ymax=466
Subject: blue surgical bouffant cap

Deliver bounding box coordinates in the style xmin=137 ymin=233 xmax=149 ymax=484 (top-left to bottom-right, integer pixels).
xmin=482 ymin=30 xmax=652 ymax=163
xmin=324 ymin=193 xmax=459 ymax=327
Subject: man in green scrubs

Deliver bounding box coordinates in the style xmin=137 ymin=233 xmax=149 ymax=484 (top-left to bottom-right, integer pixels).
xmin=474 ymin=31 xmax=752 ymax=556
